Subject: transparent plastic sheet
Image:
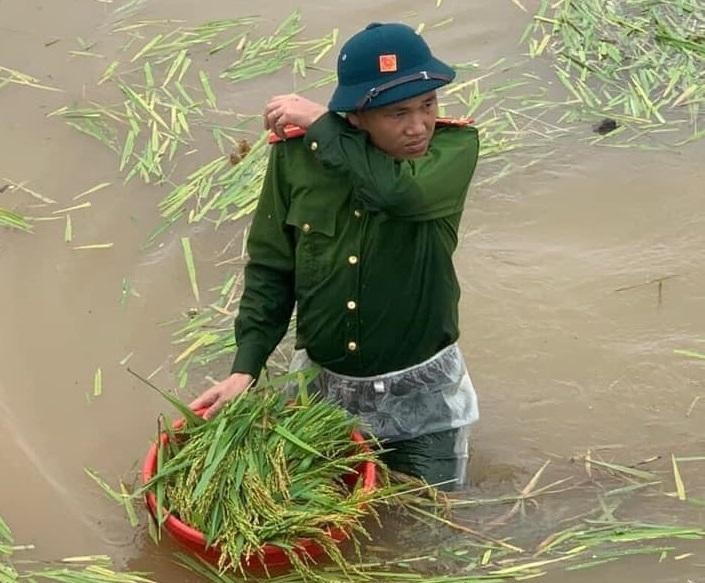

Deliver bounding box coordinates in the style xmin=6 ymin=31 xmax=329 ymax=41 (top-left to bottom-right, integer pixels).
xmin=452 ymin=424 xmax=472 ymax=488
xmin=288 ymin=343 xmax=479 ymax=441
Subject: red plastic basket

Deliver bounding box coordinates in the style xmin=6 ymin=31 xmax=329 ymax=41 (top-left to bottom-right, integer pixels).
xmin=141 ymin=409 xmax=377 ymax=573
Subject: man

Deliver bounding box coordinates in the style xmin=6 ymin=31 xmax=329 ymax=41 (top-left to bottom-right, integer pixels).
xmin=190 ymin=22 xmax=480 ymax=489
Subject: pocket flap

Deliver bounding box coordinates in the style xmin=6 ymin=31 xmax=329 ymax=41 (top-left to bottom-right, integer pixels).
xmin=285 ymin=202 xmax=336 ymax=237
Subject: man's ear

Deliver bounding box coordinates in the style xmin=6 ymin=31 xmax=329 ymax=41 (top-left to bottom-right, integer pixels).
xmin=347 ymin=112 xmax=362 ymax=129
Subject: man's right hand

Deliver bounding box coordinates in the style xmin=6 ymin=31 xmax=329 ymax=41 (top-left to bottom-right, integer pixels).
xmin=264 ymin=94 xmax=327 ymax=140
xmin=188 ymin=372 xmax=254 ymax=420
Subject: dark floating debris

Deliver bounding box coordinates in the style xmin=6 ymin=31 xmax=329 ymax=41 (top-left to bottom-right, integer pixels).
xmin=229 ymin=138 xmax=252 ymax=166
xmin=593 ymin=118 xmax=619 ymax=135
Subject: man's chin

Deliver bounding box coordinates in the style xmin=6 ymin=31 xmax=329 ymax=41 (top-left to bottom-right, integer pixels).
xmin=402 ymin=148 xmax=428 ymax=160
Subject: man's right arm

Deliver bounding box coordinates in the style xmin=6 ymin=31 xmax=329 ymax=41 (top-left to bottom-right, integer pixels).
xmin=231 ymin=145 xmax=296 ymax=377
xmin=189 ymin=145 xmax=296 ymax=419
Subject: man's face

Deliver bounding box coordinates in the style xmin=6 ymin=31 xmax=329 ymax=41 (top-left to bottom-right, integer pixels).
xmin=348 ymin=91 xmax=438 ymax=160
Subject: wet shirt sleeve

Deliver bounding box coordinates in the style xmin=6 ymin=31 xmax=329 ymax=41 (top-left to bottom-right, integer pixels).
xmin=230 ymin=146 xmax=296 ymax=376
xmin=303 ymin=112 xmax=479 ymax=221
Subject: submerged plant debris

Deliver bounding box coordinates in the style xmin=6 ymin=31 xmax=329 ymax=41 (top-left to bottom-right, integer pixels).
xmin=51 ymin=11 xmax=338 ymax=187
xmin=0 ymin=65 xmax=62 ymax=93
xmin=525 ymin=0 xmax=705 ymax=144
xmin=49 ymin=68 xmax=210 ymax=184
xmin=0 ymin=207 xmax=31 ymax=232
xmin=166 ymin=447 xmax=705 ymax=581
xmin=175 ymin=517 xmax=705 ymax=582
xmin=220 ymin=12 xmax=338 ymax=83
xmin=214 ymin=454 xmax=705 ymax=581
xmin=0 ymin=513 xmax=157 ymax=583
xmin=158 ymin=131 xmax=269 ymax=224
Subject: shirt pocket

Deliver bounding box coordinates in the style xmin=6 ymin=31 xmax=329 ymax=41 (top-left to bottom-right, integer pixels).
xmin=285 ymin=202 xmax=337 ymax=290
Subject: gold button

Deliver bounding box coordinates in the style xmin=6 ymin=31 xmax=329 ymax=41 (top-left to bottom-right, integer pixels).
xmin=354 ymin=209 xmax=362 ymax=218
xmin=348 ymin=255 xmax=358 ymax=265
xmin=310 ymin=141 xmax=319 ymax=151
xmin=347 ymin=300 xmax=357 ymax=310
xmin=347 ymin=341 xmax=358 ymax=352
xmin=302 ymin=223 xmax=311 ymax=233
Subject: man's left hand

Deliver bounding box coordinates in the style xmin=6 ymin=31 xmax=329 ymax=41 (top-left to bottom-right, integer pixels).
xmin=264 ymin=94 xmax=327 ymax=140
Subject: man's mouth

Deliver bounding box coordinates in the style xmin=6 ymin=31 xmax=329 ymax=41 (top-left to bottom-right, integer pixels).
xmin=405 ymin=140 xmax=428 ymax=153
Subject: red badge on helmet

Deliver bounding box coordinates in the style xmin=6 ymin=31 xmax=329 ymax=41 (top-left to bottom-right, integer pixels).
xmin=379 ymin=54 xmax=398 ymax=73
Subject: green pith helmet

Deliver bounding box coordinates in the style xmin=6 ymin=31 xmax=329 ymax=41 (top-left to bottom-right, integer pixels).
xmin=328 ymin=22 xmax=456 ymax=112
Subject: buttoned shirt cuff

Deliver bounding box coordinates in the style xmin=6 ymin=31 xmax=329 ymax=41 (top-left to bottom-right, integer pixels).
xmin=303 ymin=112 xmax=348 ymax=156
xmin=230 ymin=343 xmax=269 ymax=376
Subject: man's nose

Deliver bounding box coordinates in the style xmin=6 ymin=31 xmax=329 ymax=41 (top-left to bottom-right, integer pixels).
xmin=405 ymin=112 xmax=427 ymax=136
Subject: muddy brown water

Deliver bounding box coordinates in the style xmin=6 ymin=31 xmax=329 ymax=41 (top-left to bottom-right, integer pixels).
xmin=1 ymin=0 xmax=705 ymax=581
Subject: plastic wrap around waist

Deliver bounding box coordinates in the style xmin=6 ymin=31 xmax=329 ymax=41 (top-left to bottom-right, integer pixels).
xmin=289 ymin=343 xmax=479 ymax=441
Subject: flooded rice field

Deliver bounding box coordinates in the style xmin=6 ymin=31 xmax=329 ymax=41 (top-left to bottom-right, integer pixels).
xmin=1 ymin=0 xmax=705 ymax=581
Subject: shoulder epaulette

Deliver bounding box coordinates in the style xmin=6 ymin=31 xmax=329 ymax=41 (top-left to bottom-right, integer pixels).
xmin=267 ymin=125 xmax=307 ymax=144
xmin=436 ymin=117 xmax=474 ymax=127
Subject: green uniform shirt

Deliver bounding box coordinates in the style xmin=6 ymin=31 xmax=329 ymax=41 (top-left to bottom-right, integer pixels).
xmin=231 ymin=112 xmax=479 ymax=377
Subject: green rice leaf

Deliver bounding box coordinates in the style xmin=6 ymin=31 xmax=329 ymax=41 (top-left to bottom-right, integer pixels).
xmin=273 ymin=423 xmax=325 ymax=458
xmin=674 ymin=349 xmax=705 ymax=360
xmin=180 ymin=237 xmax=200 ymax=303
xmin=120 ymin=482 xmax=140 ymax=527
xmin=126 ymin=367 xmax=203 ymax=427
xmin=84 ymin=468 xmax=123 ymax=504
xmin=93 ymin=368 xmax=103 ymax=397
xmin=672 ymin=454 xmax=687 ymax=501
xmin=0 ymin=207 xmax=31 ymax=232
xmin=198 ymin=70 xmax=217 ymax=109
xmin=587 ymin=459 xmax=658 ymax=481
xmin=73 ymin=182 xmax=111 ymax=200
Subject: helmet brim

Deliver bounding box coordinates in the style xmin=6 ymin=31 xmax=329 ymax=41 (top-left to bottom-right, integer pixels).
xmin=328 ymin=57 xmax=455 ymax=112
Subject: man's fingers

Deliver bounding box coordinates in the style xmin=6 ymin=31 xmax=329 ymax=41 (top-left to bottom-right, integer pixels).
xmin=263 ymin=102 xmax=278 ymax=119
xmin=264 ymin=108 xmax=283 ymax=132
xmin=188 ymin=389 xmax=217 ymax=411
xmin=270 ymin=94 xmax=296 ymax=106
xmin=203 ymin=397 xmax=225 ymax=421
xmin=271 ymin=111 xmax=283 ymax=131
xmin=274 ymin=122 xmax=287 ymax=139
xmin=266 ymin=109 xmax=289 ymax=139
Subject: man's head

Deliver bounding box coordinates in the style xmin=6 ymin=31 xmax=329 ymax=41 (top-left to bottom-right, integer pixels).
xmin=348 ymin=90 xmax=438 ymax=159
xmin=328 ymin=22 xmax=455 ymax=158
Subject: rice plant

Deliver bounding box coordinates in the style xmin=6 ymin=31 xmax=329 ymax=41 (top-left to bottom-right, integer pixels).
xmin=142 ymin=379 xmax=383 ymax=580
